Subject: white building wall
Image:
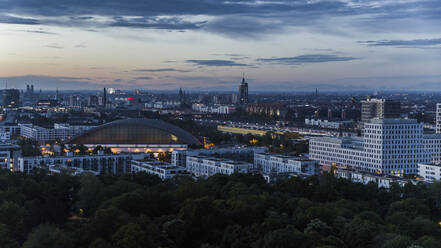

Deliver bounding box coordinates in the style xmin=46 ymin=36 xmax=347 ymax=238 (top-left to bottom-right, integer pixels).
xmin=186 ymin=156 xmax=252 ymax=177
xmin=310 ymin=119 xmax=431 ymax=176
xmin=418 ymin=163 xmax=441 ymax=183
xmin=131 ymin=159 xmax=187 ymax=180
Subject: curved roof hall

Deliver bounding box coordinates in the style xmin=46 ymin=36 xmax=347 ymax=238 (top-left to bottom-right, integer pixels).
xmin=67 ymin=118 xmax=200 ymax=145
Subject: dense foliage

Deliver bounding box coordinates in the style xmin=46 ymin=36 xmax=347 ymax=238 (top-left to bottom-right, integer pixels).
xmin=0 ymin=170 xmax=440 ymax=248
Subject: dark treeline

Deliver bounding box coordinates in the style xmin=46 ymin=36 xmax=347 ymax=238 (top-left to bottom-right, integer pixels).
xmin=2 ymin=170 xmax=441 ymax=248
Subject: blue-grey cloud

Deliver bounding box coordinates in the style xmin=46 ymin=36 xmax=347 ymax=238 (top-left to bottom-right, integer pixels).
xmin=133 ymin=68 xmax=190 ymax=73
xmin=257 ymin=54 xmax=358 ymax=65
xmin=186 ymin=59 xmax=249 ymax=67
xmin=110 ymin=16 xmax=206 ymax=30
xmin=1 ymin=0 xmax=440 ymax=37
xmin=17 ymin=29 xmax=57 ymax=35
xmin=358 ymin=38 xmax=441 ymax=47
xmin=135 ymin=76 xmax=153 ymax=80
xmin=0 ymin=15 xmax=39 ymax=25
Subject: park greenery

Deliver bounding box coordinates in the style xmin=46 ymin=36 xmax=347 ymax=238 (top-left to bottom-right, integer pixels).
xmin=0 ymin=170 xmax=439 ymax=248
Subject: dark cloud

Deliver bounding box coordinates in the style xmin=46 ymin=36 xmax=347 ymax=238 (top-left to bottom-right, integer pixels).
xmin=358 ymin=38 xmax=441 ymax=47
xmin=211 ymin=53 xmax=250 ymax=60
xmin=1 ymin=0 xmax=440 ymax=37
xmin=133 ymin=68 xmax=190 ymax=73
xmin=16 ymin=29 xmax=56 ymax=35
xmin=135 ymin=76 xmax=154 ymax=80
xmin=44 ymin=43 xmax=63 ymax=49
xmin=257 ymin=54 xmax=358 ymax=65
xmin=186 ymin=59 xmax=249 ymax=67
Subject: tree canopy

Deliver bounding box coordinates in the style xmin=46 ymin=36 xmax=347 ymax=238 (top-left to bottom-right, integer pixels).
xmin=0 ymin=170 xmax=439 ymax=248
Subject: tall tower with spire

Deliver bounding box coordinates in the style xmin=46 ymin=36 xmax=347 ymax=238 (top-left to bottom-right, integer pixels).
xmin=178 ymin=88 xmax=184 ymax=103
xmin=238 ymin=73 xmax=248 ymax=105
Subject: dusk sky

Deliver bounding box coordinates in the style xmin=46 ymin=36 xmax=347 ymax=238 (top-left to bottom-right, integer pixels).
xmin=1 ymin=0 xmax=441 ymax=91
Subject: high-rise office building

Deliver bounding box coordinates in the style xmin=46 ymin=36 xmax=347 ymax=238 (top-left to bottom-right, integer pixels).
xmin=103 ymin=88 xmax=107 ymax=107
xmin=361 ymin=98 xmax=400 ymax=123
xmin=310 ymin=118 xmax=431 ymax=176
xmin=2 ymin=89 xmax=20 ymax=108
xmin=238 ymin=75 xmax=248 ymax=105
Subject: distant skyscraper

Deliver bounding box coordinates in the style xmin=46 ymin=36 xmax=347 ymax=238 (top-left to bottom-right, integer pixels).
xmin=103 ymin=88 xmax=107 ymax=107
xmin=327 ymin=108 xmax=332 ymax=120
xmin=2 ymin=89 xmax=20 ymax=108
xmin=231 ymin=93 xmax=238 ymax=104
xmin=361 ymin=98 xmax=400 ymax=123
xmin=178 ymin=88 xmax=184 ymax=103
xmin=238 ymin=74 xmax=248 ymax=105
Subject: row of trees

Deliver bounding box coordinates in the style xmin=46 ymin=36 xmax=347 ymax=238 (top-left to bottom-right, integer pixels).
xmin=0 ymin=170 xmax=440 ymax=248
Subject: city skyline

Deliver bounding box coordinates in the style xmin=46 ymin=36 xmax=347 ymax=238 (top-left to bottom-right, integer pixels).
xmin=2 ymin=0 xmax=441 ymax=91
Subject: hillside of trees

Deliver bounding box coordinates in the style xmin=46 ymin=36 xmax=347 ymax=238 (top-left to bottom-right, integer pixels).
xmin=0 ymin=170 xmax=440 ymax=248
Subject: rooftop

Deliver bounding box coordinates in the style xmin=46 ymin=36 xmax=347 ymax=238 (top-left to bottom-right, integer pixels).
xmin=368 ymin=118 xmax=418 ymax=124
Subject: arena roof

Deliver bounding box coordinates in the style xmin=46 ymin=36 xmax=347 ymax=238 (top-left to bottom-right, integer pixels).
xmin=67 ymin=118 xmax=200 ymax=146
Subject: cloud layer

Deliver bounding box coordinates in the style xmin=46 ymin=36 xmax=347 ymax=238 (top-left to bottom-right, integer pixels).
xmin=258 ymin=55 xmax=358 ymax=65
xmin=1 ymin=0 xmax=441 ymax=37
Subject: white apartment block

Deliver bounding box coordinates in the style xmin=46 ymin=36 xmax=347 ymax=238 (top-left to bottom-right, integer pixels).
xmin=19 ymin=123 xmax=95 ymax=142
xmin=418 ymin=163 xmax=441 ymax=183
xmin=305 ymin=119 xmax=353 ymax=130
xmin=186 ymin=155 xmax=252 ymax=177
xmin=310 ymin=118 xmax=431 ymax=176
xmin=192 ymin=103 xmax=236 ymax=114
xmin=254 ymin=153 xmax=320 ymax=175
xmin=172 ymin=146 xmax=267 ymax=167
xmin=17 ymin=153 xmax=142 ymax=174
xmin=131 ymin=159 xmax=187 ymax=180
xmin=336 ymin=169 xmax=418 ymax=189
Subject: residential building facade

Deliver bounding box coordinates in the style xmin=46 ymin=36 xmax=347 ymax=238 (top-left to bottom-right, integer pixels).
xmin=254 ymin=153 xmax=320 ymax=175
xmin=17 ymin=153 xmax=143 ymax=174
xmin=131 ymin=159 xmax=187 ymax=180
xmin=186 ymin=156 xmax=252 ymax=177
